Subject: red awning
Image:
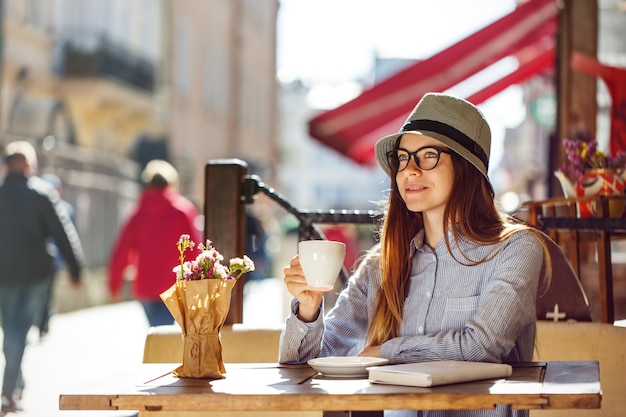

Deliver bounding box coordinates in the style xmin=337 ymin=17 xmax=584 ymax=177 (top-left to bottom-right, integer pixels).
xmin=466 ymin=44 xmax=556 ymax=105
xmin=570 ymin=51 xmax=626 ymax=155
xmin=345 ymin=45 xmax=556 ymax=164
xmin=309 ymin=0 xmax=559 ymax=165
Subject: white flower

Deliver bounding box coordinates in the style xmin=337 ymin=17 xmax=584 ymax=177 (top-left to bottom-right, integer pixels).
xmin=173 ymin=235 xmax=255 ymax=281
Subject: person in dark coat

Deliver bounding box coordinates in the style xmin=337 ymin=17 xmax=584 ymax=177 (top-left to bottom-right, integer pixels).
xmin=35 ymin=173 xmax=76 ymax=338
xmin=0 ymin=141 xmax=84 ymax=414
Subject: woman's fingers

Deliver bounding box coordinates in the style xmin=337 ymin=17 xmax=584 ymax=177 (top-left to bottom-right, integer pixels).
xmin=283 ymin=254 xmax=324 ymax=313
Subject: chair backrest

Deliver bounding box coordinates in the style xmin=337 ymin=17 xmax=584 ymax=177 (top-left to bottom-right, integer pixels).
xmin=532 ymin=321 xmax=626 ymax=417
xmin=143 ymin=324 xmax=283 ymax=364
xmin=536 ymin=233 xmax=592 ymax=321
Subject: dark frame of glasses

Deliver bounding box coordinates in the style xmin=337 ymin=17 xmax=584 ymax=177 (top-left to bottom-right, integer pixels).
xmin=387 ymin=146 xmax=450 ymax=172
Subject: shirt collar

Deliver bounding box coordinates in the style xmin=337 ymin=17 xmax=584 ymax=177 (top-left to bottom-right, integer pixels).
xmin=410 ymin=229 xmax=427 ymax=257
xmin=410 ymin=224 xmax=474 ymax=256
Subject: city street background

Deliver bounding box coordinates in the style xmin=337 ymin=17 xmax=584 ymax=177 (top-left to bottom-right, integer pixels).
xmin=0 ymin=277 xmax=286 ymax=417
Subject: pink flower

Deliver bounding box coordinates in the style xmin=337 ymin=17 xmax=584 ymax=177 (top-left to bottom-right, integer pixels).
xmin=173 ymin=234 xmax=255 ymax=281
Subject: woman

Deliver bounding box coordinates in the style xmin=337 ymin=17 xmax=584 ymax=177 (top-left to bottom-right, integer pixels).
xmin=279 ymin=93 xmax=551 ymax=417
xmin=108 ymin=159 xmax=201 ymax=327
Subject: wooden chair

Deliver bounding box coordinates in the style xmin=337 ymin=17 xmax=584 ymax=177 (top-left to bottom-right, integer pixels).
xmin=523 ymin=195 xmax=626 ymax=323
xmin=536 ymin=233 xmax=592 ymax=322
xmin=532 ymin=321 xmax=626 ymax=417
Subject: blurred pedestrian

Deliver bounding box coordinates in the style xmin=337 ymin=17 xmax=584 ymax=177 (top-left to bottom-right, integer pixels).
xmin=108 ymin=159 xmax=201 ymax=327
xmin=0 ymin=141 xmax=84 ymax=414
xmin=36 ymin=173 xmax=75 ymax=338
xmin=245 ymin=210 xmax=271 ymax=281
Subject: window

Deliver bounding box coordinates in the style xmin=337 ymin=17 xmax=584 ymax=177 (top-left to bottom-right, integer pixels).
xmin=175 ymin=18 xmax=191 ymax=94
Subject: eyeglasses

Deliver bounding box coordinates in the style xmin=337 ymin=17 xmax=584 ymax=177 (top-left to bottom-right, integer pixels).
xmin=386 ymin=146 xmax=450 ymax=172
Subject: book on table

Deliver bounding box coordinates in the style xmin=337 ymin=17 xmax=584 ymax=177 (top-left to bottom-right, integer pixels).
xmin=367 ymin=360 xmax=513 ymax=387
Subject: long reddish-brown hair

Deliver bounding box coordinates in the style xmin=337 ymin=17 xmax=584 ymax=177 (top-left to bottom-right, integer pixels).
xmin=367 ymin=150 xmax=550 ymax=346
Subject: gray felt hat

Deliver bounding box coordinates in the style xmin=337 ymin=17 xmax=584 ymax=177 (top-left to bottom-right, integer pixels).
xmin=374 ymin=93 xmax=492 ymax=188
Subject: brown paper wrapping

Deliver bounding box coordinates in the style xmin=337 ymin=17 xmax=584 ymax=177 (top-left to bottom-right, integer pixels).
xmin=160 ymin=278 xmax=237 ymax=379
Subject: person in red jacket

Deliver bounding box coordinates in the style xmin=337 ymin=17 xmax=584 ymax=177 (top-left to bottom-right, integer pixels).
xmin=108 ymin=159 xmax=201 ymax=327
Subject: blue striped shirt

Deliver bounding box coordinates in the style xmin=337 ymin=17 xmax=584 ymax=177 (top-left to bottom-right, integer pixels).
xmin=279 ymin=228 xmax=544 ymax=417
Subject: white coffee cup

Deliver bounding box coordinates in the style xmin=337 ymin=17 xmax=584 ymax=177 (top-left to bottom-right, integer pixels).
xmin=298 ymin=240 xmax=346 ymax=291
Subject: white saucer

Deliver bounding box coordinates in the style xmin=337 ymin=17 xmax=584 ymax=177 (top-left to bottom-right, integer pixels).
xmin=308 ymin=356 xmax=389 ymax=377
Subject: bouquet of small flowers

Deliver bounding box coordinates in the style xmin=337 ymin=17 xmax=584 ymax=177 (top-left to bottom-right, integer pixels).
xmin=160 ymin=234 xmax=254 ymax=379
xmin=557 ymin=137 xmax=626 ymax=217
xmin=172 ymin=234 xmax=254 ymax=281
xmin=559 ymin=137 xmax=626 ymax=183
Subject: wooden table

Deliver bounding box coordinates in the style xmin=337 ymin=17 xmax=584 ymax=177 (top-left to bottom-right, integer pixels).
xmin=59 ymin=361 xmax=601 ymax=415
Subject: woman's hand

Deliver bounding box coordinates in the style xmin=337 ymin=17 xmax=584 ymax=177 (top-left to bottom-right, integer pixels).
xmin=283 ymin=255 xmax=325 ymax=322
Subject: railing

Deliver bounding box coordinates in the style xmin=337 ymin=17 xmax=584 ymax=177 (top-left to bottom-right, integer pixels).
xmin=242 ymin=174 xmax=379 ymax=242
xmin=54 ymin=31 xmax=155 ymax=92
xmin=204 ymin=160 xmax=381 ymax=324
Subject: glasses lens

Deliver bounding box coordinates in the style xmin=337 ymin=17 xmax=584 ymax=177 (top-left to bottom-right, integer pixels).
xmin=416 ymin=147 xmax=442 ymax=170
xmin=388 ymin=150 xmax=410 ymax=172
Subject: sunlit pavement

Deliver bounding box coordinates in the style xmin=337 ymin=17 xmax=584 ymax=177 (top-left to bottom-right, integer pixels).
xmin=1 ymin=301 xmax=147 ymax=417
xmin=0 ymin=277 xmax=287 ymax=417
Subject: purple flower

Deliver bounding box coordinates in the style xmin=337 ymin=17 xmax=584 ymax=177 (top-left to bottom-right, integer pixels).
xmin=558 ymin=138 xmax=626 ymax=182
xmin=173 ymin=234 xmax=255 ymax=281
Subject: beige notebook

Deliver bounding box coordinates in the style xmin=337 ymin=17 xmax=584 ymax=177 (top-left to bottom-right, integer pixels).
xmin=367 ymin=360 xmax=513 ymax=387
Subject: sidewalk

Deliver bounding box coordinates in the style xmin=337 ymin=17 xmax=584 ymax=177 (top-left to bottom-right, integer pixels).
xmin=0 ymin=277 xmax=288 ymax=417
xmin=1 ymin=301 xmax=147 ymax=417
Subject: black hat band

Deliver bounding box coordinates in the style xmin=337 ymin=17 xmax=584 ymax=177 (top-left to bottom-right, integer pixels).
xmin=401 ymin=119 xmax=489 ymax=171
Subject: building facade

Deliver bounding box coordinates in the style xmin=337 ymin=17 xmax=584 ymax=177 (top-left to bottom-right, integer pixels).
xmin=0 ymin=0 xmax=280 ymax=281
xmin=165 ymin=0 xmax=280 ymax=205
